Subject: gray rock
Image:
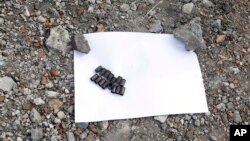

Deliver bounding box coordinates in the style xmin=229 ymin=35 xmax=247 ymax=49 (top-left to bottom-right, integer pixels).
xmin=209 ymin=135 xmax=217 ymax=141
xmin=67 ymin=105 xmax=74 ymax=114
xmin=216 ymin=103 xmax=226 ymax=111
xmin=194 ymin=119 xmax=200 ymax=126
xmin=24 ymin=6 xmax=30 ymax=17
xmin=45 ymin=91 xmax=59 ymax=98
xmin=30 ymin=108 xmax=42 ymax=123
xmin=182 ymin=3 xmax=194 ymax=14
xmin=23 ymin=88 xmax=31 ymax=95
xmin=72 ymin=33 xmax=90 ymax=54
xmin=200 ymin=118 xmax=205 ymax=125
xmin=31 ymin=128 xmax=43 ymax=141
xmin=67 ymin=132 xmax=76 ymax=141
xmin=130 ymin=2 xmax=137 ymax=11
xmin=233 ymin=111 xmax=242 ymax=123
xmin=212 ymin=19 xmax=221 ymax=29
xmin=149 ymin=20 xmax=163 ymax=33
xmin=37 ymin=15 xmax=46 ymax=23
xmin=185 ymin=115 xmax=191 ymax=120
xmin=120 ymin=4 xmax=130 ymax=12
xmin=76 ymin=122 xmax=89 ymax=129
xmin=34 ymin=98 xmax=45 ymax=105
xmin=169 ymin=128 xmax=178 ymax=133
xmin=57 ymin=111 xmax=65 ymax=119
xmin=80 ymin=132 xmax=88 ymax=139
xmin=202 ymin=0 xmax=214 ymax=8
xmin=177 ymin=135 xmax=182 ymax=141
xmin=226 ymin=102 xmax=234 ymax=110
xmin=47 ymin=8 xmax=60 ymax=18
xmin=97 ymin=121 xmax=109 ymax=130
xmin=154 ymin=115 xmax=168 ymax=123
xmin=0 ymin=17 xmax=4 ymax=25
xmin=0 ymin=77 xmax=16 ymax=92
xmin=46 ymin=26 xmax=71 ymax=53
xmin=161 ymin=123 xmax=167 ymax=130
xmin=173 ymin=17 xmax=206 ymax=51
xmin=0 ymin=55 xmax=6 ymax=66
xmin=244 ymin=54 xmax=250 ymax=63
xmin=185 ymin=130 xmax=193 ymax=139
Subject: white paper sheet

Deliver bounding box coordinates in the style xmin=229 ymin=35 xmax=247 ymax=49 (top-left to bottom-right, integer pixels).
xmin=74 ymin=32 xmax=208 ymax=122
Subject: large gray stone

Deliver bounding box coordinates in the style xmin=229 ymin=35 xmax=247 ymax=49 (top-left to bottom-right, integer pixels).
xmin=173 ymin=17 xmax=206 ymax=51
xmin=46 ymin=26 xmax=71 ymax=53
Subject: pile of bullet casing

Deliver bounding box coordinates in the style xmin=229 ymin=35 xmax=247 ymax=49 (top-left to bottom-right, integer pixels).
xmin=90 ymin=66 xmax=126 ymax=96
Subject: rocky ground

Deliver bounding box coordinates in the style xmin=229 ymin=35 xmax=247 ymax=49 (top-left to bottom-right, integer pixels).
xmin=0 ymin=0 xmax=249 ymax=141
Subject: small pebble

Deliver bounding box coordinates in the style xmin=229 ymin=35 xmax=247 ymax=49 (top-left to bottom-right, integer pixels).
xmin=30 ymin=108 xmax=42 ymax=123
xmin=234 ymin=111 xmax=242 ymax=123
xmin=216 ymin=103 xmax=226 ymax=111
xmin=182 ymin=3 xmax=194 ymax=14
xmin=57 ymin=111 xmax=65 ymax=119
xmin=154 ymin=115 xmax=168 ymax=123
xmin=149 ymin=20 xmax=163 ymax=33
xmin=120 ymin=4 xmax=130 ymax=12
xmin=34 ymin=97 xmax=45 ymax=105
xmin=209 ymin=135 xmax=217 ymax=141
xmin=67 ymin=132 xmax=76 ymax=141
xmin=194 ymin=119 xmax=200 ymax=126
xmin=212 ymin=19 xmax=221 ymax=29
xmin=0 ymin=17 xmax=4 ymax=25
xmin=202 ymin=0 xmax=214 ymax=7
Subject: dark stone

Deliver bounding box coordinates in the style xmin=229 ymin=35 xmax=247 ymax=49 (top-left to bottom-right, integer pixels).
xmin=72 ymin=33 xmax=90 ymax=53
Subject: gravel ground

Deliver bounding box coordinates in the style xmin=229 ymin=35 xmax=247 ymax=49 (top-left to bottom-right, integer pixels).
xmin=0 ymin=0 xmax=249 ymax=141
